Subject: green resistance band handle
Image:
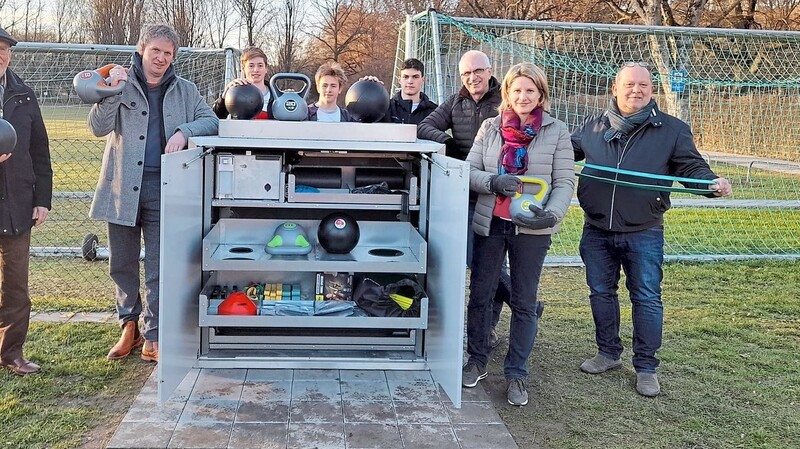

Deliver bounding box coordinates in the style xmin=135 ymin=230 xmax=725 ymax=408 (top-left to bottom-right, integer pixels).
xmin=512 ymin=176 xmax=549 ymax=202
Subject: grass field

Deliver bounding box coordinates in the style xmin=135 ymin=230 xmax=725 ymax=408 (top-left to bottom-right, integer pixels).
xmin=3 ymin=260 xmax=797 ymax=448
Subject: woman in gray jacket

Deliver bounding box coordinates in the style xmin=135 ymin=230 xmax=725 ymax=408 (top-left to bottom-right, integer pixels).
xmin=461 ymin=63 xmax=575 ymax=406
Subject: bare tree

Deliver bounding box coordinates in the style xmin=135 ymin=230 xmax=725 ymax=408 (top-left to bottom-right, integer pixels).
xmin=199 ymin=0 xmax=239 ymax=48
xmin=273 ymin=0 xmax=309 ymax=72
xmin=150 ymin=0 xmax=206 ymax=46
xmin=52 ymin=0 xmax=85 ymax=42
xmin=306 ymin=0 xmax=373 ymax=74
xmin=233 ymin=0 xmax=273 ymax=47
xmin=89 ymin=0 xmax=146 ymax=45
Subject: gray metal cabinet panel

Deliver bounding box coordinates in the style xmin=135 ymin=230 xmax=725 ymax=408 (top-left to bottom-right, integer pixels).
xmin=425 ymin=153 xmax=469 ymax=408
xmin=158 ymin=148 xmax=203 ymax=403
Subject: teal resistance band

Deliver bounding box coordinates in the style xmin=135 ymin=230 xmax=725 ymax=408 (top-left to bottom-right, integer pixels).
xmin=576 ymin=161 xmax=716 ymax=185
xmin=576 ymin=172 xmax=715 ymax=195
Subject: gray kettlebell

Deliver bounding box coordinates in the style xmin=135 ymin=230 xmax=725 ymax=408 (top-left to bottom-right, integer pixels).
xmin=73 ymin=64 xmax=127 ymax=104
xmin=269 ymin=73 xmax=310 ymax=121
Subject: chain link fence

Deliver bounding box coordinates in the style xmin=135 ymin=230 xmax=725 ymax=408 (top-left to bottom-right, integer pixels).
xmin=10 ymin=44 xmax=233 ymax=305
xmin=397 ymin=12 xmax=800 ymax=262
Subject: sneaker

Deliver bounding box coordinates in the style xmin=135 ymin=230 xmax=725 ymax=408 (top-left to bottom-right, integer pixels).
xmin=636 ymin=372 xmax=660 ymax=397
xmin=535 ymin=300 xmax=545 ymax=318
xmin=489 ymin=328 xmax=501 ymax=348
xmin=506 ymin=378 xmax=528 ymax=406
xmin=580 ymin=354 xmax=622 ymax=374
xmin=462 ymin=361 xmax=487 ymax=388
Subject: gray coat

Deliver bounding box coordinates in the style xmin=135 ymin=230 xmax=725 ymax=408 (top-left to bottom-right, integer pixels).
xmin=88 ymin=74 xmax=218 ymax=226
xmin=466 ymin=112 xmax=575 ymax=237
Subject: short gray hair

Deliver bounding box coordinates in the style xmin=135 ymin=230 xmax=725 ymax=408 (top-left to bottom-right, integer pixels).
xmin=137 ymin=24 xmax=179 ymax=54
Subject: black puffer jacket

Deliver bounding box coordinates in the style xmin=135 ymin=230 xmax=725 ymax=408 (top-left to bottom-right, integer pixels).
xmin=572 ymin=103 xmax=718 ymax=232
xmin=0 ymin=69 xmax=52 ymax=235
xmin=417 ymin=77 xmax=501 ymax=161
xmin=384 ymin=91 xmax=437 ymax=125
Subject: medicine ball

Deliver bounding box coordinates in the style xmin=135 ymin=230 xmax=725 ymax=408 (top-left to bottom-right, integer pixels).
xmin=345 ymin=80 xmax=389 ymax=123
xmin=0 ymin=119 xmax=17 ymax=154
xmin=317 ymin=212 xmax=360 ymax=254
xmin=224 ymin=83 xmax=264 ymax=120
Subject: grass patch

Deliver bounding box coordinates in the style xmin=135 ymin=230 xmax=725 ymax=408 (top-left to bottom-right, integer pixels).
xmin=0 ymin=323 xmax=153 ymax=449
xmin=487 ymin=260 xmax=800 ymax=449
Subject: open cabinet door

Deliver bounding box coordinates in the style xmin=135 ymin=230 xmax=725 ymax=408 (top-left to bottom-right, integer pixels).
xmin=425 ymin=153 xmax=469 ymax=408
xmin=158 ymin=148 xmax=204 ymax=403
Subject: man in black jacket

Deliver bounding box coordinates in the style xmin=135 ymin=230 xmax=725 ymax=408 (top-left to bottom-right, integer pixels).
xmin=0 ymin=27 xmax=53 ymax=375
xmin=385 ymin=58 xmax=437 ymax=125
xmin=572 ymin=62 xmax=731 ymax=397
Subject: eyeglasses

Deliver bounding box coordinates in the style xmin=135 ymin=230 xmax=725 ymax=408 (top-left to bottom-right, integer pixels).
xmin=621 ymin=61 xmax=649 ymax=68
xmin=460 ymin=67 xmax=489 ymax=78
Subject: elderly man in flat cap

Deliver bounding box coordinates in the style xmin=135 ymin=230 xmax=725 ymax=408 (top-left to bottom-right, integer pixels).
xmin=0 ymin=27 xmax=53 ymax=375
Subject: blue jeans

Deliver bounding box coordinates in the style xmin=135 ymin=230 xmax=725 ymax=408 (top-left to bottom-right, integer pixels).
xmin=467 ymin=217 xmax=550 ymax=379
xmin=466 ymin=202 xmax=511 ymax=328
xmin=579 ymin=223 xmax=664 ymax=373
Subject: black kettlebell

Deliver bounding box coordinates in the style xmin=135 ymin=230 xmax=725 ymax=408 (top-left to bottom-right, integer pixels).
xmin=269 ymin=73 xmax=310 ymax=121
xmin=0 ymin=119 xmax=16 ymax=154
xmin=224 ymin=83 xmax=264 ymax=120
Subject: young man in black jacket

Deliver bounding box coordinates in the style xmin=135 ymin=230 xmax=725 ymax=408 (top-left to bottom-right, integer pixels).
xmin=384 ymin=58 xmax=437 ymax=125
xmin=0 ymin=27 xmax=53 ymax=375
xmin=572 ymin=62 xmax=732 ymax=397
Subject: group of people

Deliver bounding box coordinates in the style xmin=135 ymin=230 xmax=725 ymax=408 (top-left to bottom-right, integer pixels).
xmin=0 ymin=24 xmax=732 ymax=411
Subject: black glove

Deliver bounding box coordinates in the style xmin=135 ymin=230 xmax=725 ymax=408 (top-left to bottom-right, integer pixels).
xmin=513 ymin=204 xmax=558 ymax=229
xmin=443 ymin=138 xmax=459 ymax=157
xmin=490 ymin=174 xmax=522 ymax=197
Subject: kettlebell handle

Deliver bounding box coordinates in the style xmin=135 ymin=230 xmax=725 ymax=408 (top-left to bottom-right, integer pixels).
xmin=73 ymin=64 xmax=127 ymax=104
xmin=269 ymin=73 xmax=310 ymax=99
xmin=513 ymin=176 xmax=549 ymax=202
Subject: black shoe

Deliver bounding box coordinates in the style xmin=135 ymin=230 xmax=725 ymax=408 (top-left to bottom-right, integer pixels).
xmin=536 ymin=301 xmax=545 ymax=318
xmin=489 ymin=328 xmax=501 ymax=349
xmin=462 ymin=361 xmax=487 ymax=388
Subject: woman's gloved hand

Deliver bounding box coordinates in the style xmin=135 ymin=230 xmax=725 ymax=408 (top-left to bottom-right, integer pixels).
xmin=490 ymin=174 xmax=522 ymax=197
xmin=513 ymin=204 xmax=558 ymax=229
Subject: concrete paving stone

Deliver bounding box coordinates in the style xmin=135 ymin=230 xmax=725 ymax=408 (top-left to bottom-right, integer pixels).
xmin=178 ymin=399 xmax=239 ymax=423
xmin=190 ymin=371 xmax=245 ymax=401
xmin=397 ymin=424 xmax=459 ymax=449
xmin=31 ymin=311 xmax=74 ymax=322
xmin=235 ymin=399 xmax=291 ymax=423
xmin=168 ymin=422 xmax=232 ymax=449
xmin=393 ymin=400 xmax=449 ymax=424
xmin=168 ymin=369 xmax=201 ymax=402
xmin=291 ymin=380 xmax=341 ymax=401
xmin=342 ymin=400 xmax=396 ymax=424
xmin=388 ymin=379 xmax=441 ymax=402
xmin=293 ymin=368 xmax=340 ymax=381
xmin=344 ymin=423 xmax=402 ymax=449
xmin=339 ymin=370 xmax=386 ymax=382
xmin=340 ymin=380 xmax=391 ymax=401
xmin=456 ymin=384 xmax=491 ymax=402
xmin=242 ymin=380 xmax=292 ymax=402
xmin=245 ymin=368 xmax=294 ymax=382
xmin=229 ymin=422 xmax=288 ymax=449
xmin=444 ymin=401 xmax=503 ymax=425
xmin=290 ymin=399 xmax=343 ymax=424
xmin=453 ymin=423 xmax=519 ymax=449
xmin=384 ymin=370 xmax=433 ymax=383
xmin=68 ymin=312 xmax=114 ymax=323
xmin=106 ymin=421 xmax=175 ymax=449
xmin=287 ymin=422 xmax=344 ymax=449
xmin=122 ymin=400 xmax=185 ymax=423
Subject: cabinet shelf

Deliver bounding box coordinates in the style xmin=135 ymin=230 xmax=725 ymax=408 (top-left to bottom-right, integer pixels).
xmin=202 ymin=219 xmax=427 ymax=273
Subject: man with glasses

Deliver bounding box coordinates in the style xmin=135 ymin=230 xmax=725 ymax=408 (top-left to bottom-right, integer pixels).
xmin=572 ymin=61 xmax=732 ymax=396
xmin=0 ymin=27 xmax=53 ymax=375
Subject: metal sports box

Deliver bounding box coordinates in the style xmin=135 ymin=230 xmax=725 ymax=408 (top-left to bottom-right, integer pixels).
xmin=214 ymin=153 xmax=283 ymax=200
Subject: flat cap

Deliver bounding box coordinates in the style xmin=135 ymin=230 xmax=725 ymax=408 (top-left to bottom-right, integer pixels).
xmin=0 ymin=27 xmax=18 ymax=46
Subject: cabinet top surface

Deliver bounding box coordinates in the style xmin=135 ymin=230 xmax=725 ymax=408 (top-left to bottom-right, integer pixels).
xmin=190 ymin=136 xmax=443 ymax=153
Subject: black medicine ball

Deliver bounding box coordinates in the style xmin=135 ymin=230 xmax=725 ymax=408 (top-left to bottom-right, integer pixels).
xmin=345 ymin=80 xmax=390 ymax=123
xmin=317 ymin=212 xmax=360 ymax=254
xmin=0 ymin=119 xmax=17 ymax=155
xmin=224 ymin=83 xmax=264 ymax=120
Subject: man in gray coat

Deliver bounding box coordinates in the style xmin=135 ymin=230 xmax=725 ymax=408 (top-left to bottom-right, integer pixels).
xmin=89 ymin=24 xmax=218 ymax=362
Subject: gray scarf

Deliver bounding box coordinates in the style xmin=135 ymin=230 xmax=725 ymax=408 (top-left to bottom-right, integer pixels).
xmin=604 ymin=98 xmax=656 ymax=142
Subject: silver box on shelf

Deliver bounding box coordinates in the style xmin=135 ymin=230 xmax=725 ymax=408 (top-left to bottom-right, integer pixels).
xmin=214 ymin=153 xmax=283 ymax=200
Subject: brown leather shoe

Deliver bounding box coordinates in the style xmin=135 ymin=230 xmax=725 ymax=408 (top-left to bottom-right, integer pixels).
xmin=141 ymin=341 xmax=158 ymax=363
xmin=2 ymin=357 xmax=41 ymax=375
xmin=107 ymin=321 xmax=144 ymax=360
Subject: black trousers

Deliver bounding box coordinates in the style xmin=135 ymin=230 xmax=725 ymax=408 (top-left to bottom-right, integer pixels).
xmin=0 ymin=231 xmax=32 ymax=363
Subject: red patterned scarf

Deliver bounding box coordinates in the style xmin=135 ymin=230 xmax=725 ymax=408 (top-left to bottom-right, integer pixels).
xmin=494 ymin=107 xmax=543 ymax=219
